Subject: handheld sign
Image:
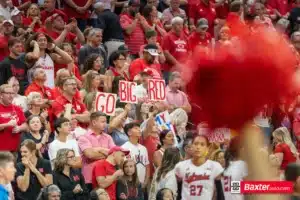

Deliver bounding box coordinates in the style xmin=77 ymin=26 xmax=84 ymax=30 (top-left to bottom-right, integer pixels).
xmin=155 ymin=111 xmax=178 ymax=146
xmin=148 ymin=79 xmax=166 ymax=101
xmin=95 ymin=92 xmax=117 ymax=116
xmin=207 ymin=128 xmax=231 ymax=143
xmin=119 ymin=81 xmax=138 ymax=104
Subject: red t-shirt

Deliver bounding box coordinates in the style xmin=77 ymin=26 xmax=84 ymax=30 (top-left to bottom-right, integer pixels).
xmin=162 ymin=31 xmax=189 ymax=70
xmin=0 ymin=103 xmax=26 ymax=151
xmin=63 ymin=0 xmax=90 ymax=19
xmin=141 ymin=135 xmax=159 ymax=176
xmin=40 ymin=9 xmax=68 ymax=23
xmin=108 ymin=67 xmax=130 ymax=81
xmin=12 ymin=0 xmax=31 ymax=7
xmin=274 ymin=143 xmax=296 ymax=170
xmin=92 ymin=160 xmax=117 ymax=200
xmin=268 ymin=0 xmax=291 ymax=15
xmin=23 ymin=17 xmax=41 ymax=32
xmin=0 ymin=35 xmax=9 ymax=62
xmin=51 ymin=94 xmax=87 ymax=118
xmin=51 ymin=87 xmax=81 ymax=101
xmin=129 ymin=58 xmax=162 ymax=80
xmin=25 ymin=82 xmax=53 ymax=100
xmin=190 ymin=1 xmax=216 ymax=35
xmin=188 ymin=31 xmax=212 ymax=52
xmin=37 ymin=27 xmax=76 ymax=44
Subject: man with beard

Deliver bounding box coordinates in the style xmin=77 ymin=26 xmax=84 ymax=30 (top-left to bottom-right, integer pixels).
xmin=129 ymin=44 xmax=162 ymax=81
xmin=0 ymin=38 xmax=29 ymax=94
xmin=120 ymin=0 xmax=148 ymax=58
xmin=0 ymin=20 xmax=15 ymax=61
xmin=40 ymin=13 xmax=85 ymax=45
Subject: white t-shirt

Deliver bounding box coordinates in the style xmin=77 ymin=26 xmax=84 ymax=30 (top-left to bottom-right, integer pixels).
xmin=222 ymin=160 xmax=248 ymax=200
xmin=48 ymin=139 xmax=80 ymax=167
xmin=175 ymin=159 xmax=224 ymax=200
xmin=35 ymin=54 xmax=55 ymax=88
xmin=122 ymin=141 xmax=150 ymax=183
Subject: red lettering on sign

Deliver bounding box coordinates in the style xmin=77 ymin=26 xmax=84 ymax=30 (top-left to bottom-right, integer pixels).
xmin=147 ymin=79 xmax=166 ymax=101
xmin=119 ymin=81 xmax=137 ymax=104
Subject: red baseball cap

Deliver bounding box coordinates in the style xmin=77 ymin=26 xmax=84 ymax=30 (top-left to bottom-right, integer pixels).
xmin=108 ymin=146 xmax=130 ymax=156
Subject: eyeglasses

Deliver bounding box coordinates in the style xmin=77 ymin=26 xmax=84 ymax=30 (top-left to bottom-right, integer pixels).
xmin=65 ymin=83 xmax=77 ymax=86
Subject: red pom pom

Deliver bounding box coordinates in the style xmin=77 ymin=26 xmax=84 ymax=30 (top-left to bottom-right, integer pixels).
xmin=186 ymin=27 xmax=296 ymax=129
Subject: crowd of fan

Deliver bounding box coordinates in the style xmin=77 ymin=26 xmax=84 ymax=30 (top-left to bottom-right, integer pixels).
xmin=1 ymin=0 xmax=300 ymax=199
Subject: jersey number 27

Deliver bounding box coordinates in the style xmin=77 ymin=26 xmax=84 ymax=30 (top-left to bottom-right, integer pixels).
xmin=190 ymin=185 xmax=203 ymax=196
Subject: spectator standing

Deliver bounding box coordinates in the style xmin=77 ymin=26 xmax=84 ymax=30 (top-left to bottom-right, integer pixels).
xmin=48 ymin=117 xmax=82 ymax=168
xmin=96 ymin=6 xmax=125 ymax=57
xmin=23 ymin=4 xmax=42 ymax=32
xmin=129 ymin=44 xmax=162 ymax=80
xmin=189 ymin=0 xmax=217 ymax=36
xmin=122 ymin=123 xmax=150 ymax=192
xmin=40 ymin=0 xmax=67 ymax=23
xmin=92 ymin=146 xmax=129 ymax=200
xmin=0 ymin=152 xmax=16 ymax=200
xmin=78 ymin=112 xmax=115 ymax=191
xmin=0 ymin=20 xmax=14 ymax=61
xmin=149 ymin=147 xmax=180 ymax=200
xmin=0 ymin=38 xmax=28 ymax=95
xmin=63 ymin=0 xmax=93 ymax=31
xmin=53 ymin=148 xmax=89 ymax=200
xmin=78 ymin=28 xmax=108 ymax=70
xmin=153 ymin=130 xmax=175 ymax=168
xmin=0 ymin=84 xmax=27 ymax=152
xmin=116 ymin=159 xmax=144 ymax=200
xmin=162 ymin=17 xmax=189 ymax=79
xmin=106 ymin=51 xmax=130 ymax=81
xmin=16 ymin=139 xmax=53 ymax=200
xmin=120 ymin=0 xmax=148 ymax=58
xmin=162 ymin=0 xmax=186 ymax=31
xmin=8 ymin=77 xmax=28 ymax=111
xmin=51 ymin=77 xmax=89 ymax=125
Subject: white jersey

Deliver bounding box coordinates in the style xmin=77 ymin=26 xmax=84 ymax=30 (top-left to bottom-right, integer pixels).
xmin=122 ymin=141 xmax=150 ymax=183
xmin=175 ymin=159 xmax=224 ymax=200
xmin=222 ymin=160 xmax=248 ymax=200
xmin=35 ymin=54 xmax=55 ymax=88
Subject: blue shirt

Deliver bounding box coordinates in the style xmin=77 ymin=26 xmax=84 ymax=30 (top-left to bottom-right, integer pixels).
xmin=111 ymin=128 xmax=129 ymax=146
xmin=0 ymin=184 xmax=9 ymax=200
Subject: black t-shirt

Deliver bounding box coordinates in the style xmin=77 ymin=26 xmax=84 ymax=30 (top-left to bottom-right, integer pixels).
xmin=15 ymin=158 xmax=52 ymax=200
xmin=53 ymin=168 xmax=89 ymax=200
xmin=0 ymin=56 xmax=28 ymax=95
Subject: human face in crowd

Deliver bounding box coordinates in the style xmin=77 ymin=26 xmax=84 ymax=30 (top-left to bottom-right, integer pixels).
xmin=92 ymin=75 xmax=101 ymax=89
xmin=150 ymin=6 xmax=158 ymax=20
xmin=147 ymin=0 xmax=158 ymax=7
xmin=20 ymin=145 xmax=34 ymax=160
xmin=172 ymin=22 xmax=183 ymax=34
xmin=144 ymin=52 xmax=155 ymax=64
xmin=0 ymin=87 xmax=14 ymax=105
xmin=124 ymin=160 xmax=135 ymax=176
xmin=29 ymin=116 xmax=42 ymax=133
xmin=91 ymin=31 xmax=103 ymax=46
xmin=63 ymin=79 xmax=77 ymax=96
xmin=3 ymin=22 xmax=14 ymax=35
xmin=113 ymin=54 xmax=126 ymax=69
xmin=219 ymin=28 xmax=230 ymax=41
xmin=162 ymin=189 xmax=174 ymax=200
xmin=170 ymin=0 xmax=180 ymax=10
xmin=28 ymin=4 xmax=39 ymax=17
xmin=48 ymin=191 xmax=61 ymax=200
xmin=255 ymin=4 xmax=264 ymax=16
xmin=147 ymin=36 xmax=157 ymax=45
xmin=184 ymin=140 xmax=194 ymax=158
xmin=0 ymin=162 xmax=16 ymax=184
xmin=128 ymin=126 xmax=141 ymax=139
xmin=92 ymin=116 xmax=107 ymax=132
xmin=12 ymin=13 xmax=22 ymax=25
xmin=58 ymin=121 xmax=71 ymax=135
xmin=66 ymin=150 xmax=76 ymax=167
xmin=31 ymin=94 xmax=43 ymax=106
xmin=96 ymin=189 xmax=110 ymax=200
xmin=272 ymin=133 xmax=282 ymax=144
xmin=141 ymin=74 xmax=151 ymax=87
xmin=62 ymin=44 xmax=74 ymax=57
xmin=10 ymin=42 xmax=23 ymax=57
xmin=36 ymin=34 xmax=48 ymax=50
xmin=35 ymin=69 xmax=47 ymax=82
xmin=129 ymin=5 xmax=140 ymax=16
xmin=53 ymin=15 xmax=65 ymax=31
xmin=44 ymin=0 xmax=56 ymax=11
xmin=163 ymin=131 xmax=175 ymax=146
xmin=93 ymin=57 xmax=103 ymax=71
xmin=9 ymin=78 xmax=20 ymax=94
xmin=216 ymin=151 xmax=225 ymax=168
xmin=192 ymin=136 xmax=209 ymax=158
xmin=169 ymin=77 xmax=181 ymax=92
xmin=196 ymin=26 xmax=208 ymax=35
xmin=114 ymin=151 xmax=126 ymax=166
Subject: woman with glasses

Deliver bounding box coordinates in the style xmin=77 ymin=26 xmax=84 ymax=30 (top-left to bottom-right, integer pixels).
xmin=53 ymin=148 xmax=89 ymax=200
xmin=82 ymin=54 xmax=105 ymax=77
xmin=149 ymin=147 xmax=181 ymax=200
xmin=106 ymin=50 xmax=130 ymax=81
